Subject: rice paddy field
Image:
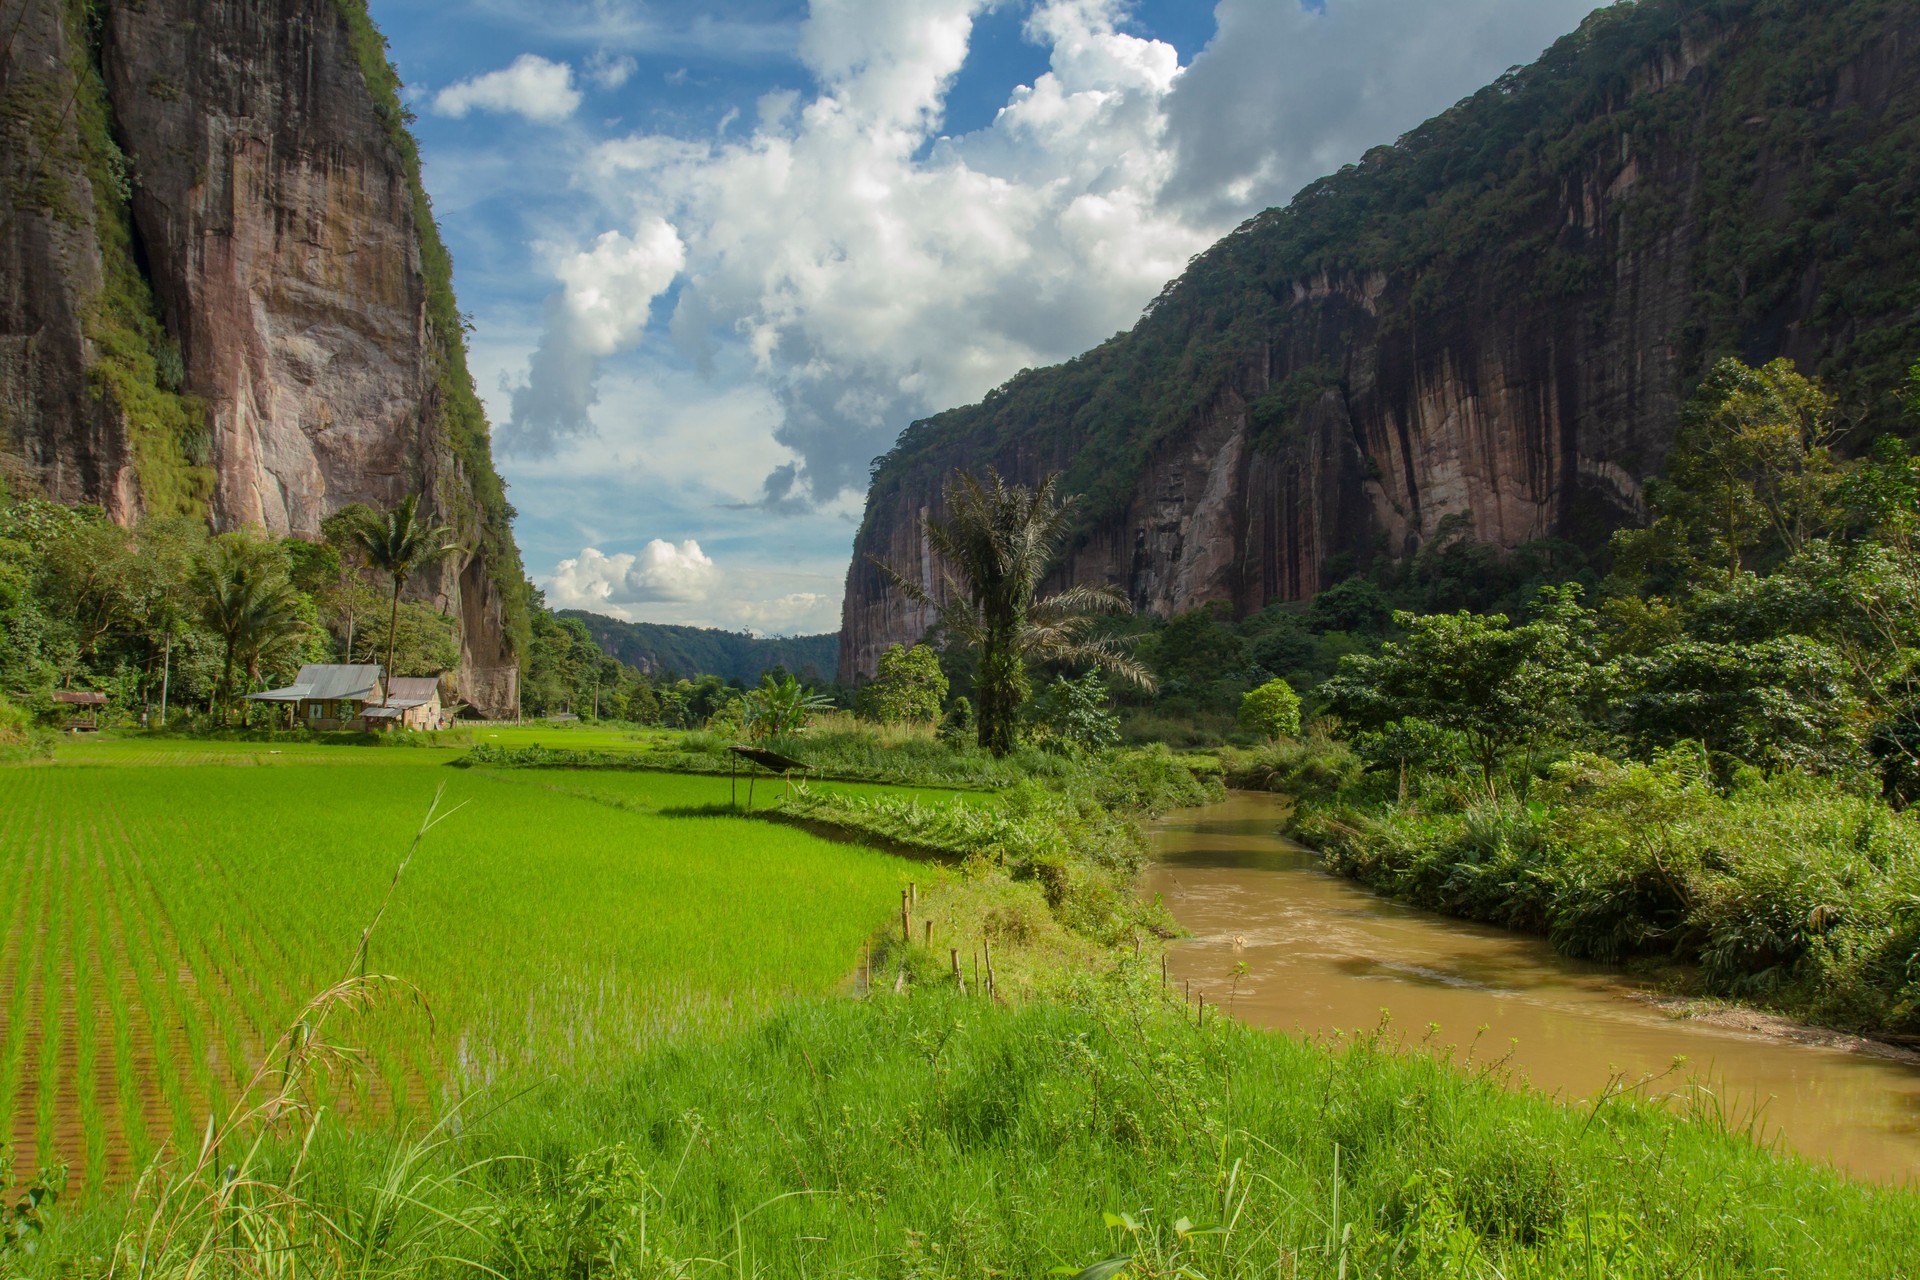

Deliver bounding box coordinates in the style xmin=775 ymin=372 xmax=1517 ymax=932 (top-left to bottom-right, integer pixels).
xmin=0 ymin=734 xmax=931 ymax=1196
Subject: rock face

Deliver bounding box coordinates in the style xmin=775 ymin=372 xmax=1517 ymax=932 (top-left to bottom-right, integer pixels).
xmin=0 ymin=0 xmax=522 ymax=713
xmin=839 ymin=0 xmax=1920 ymax=683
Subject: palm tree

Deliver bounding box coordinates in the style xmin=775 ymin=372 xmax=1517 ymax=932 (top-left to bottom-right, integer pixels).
xmin=348 ymin=495 xmax=458 ymax=704
xmin=192 ymin=538 xmax=308 ymax=724
xmin=874 ymin=468 xmax=1153 ymax=755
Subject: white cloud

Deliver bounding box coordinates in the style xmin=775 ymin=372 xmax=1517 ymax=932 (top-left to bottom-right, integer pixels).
xmin=585 ymin=50 xmax=638 ymax=90
xmin=547 ymin=540 xmax=720 ymax=617
xmin=434 ymin=54 xmax=583 ymax=122
xmin=501 ymin=219 xmax=686 ymax=454
xmin=542 ymin=542 xmax=841 ymax=635
xmin=500 ymin=0 xmax=1597 ymax=509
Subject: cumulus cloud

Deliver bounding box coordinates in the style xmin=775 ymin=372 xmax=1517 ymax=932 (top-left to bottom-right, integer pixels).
xmin=1161 ymin=0 xmax=1597 ymax=222
xmin=542 ymin=542 xmax=840 ymax=634
xmin=504 ymin=0 xmax=1597 ymax=504
xmin=434 ymin=54 xmax=583 ymax=122
xmin=501 ymin=219 xmax=686 ymax=455
xmin=585 ymin=50 xmax=638 ymax=89
xmin=546 ymin=540 xmax=720 ymax=617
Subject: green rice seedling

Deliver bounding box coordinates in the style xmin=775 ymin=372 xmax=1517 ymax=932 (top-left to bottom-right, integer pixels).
xmin=0 ymin=751 xmax=921 ymax=1191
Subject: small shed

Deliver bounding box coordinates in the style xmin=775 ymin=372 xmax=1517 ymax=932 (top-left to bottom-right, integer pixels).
xmin=362 ymin=677 xmax=444 ymax=731
xmin=247 ymin=664 xmax=384 ymax=729
xmin=51 ymin=690 xmax=107 ymax=732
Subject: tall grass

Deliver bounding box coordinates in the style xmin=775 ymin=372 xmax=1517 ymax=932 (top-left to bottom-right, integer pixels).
xmin=1297 ymin=749 xmax=1920 ymax=1034
xmin=21 ymin=983 xmax=1920 ymax=1277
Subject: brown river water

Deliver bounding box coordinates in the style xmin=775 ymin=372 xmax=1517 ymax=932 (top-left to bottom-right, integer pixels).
xmin=1142 ymin=792 xmax=1920 ymax=1185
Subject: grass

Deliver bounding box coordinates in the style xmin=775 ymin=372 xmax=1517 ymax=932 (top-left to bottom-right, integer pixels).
xmin=0 ymin=746 xmax=926 ymax=1195
xmin=23 ymin=986 xmax=1920 ymax=1277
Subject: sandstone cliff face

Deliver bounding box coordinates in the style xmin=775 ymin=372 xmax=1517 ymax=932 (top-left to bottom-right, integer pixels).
xmin=0 ymin=0 xmax=521 ymax=713
xmin=840 ymin=0 xmax=1920 ymax=683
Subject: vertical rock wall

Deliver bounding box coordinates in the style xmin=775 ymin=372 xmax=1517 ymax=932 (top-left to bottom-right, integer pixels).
xmin=839 ymin=0 xmax=1920 ymax=683
xmin=0 ymin=0 xmax=522 ymax=714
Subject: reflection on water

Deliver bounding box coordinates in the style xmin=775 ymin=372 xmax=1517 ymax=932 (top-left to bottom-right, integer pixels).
xmin=1143 ymin=792 xmax=1920 ymax=1184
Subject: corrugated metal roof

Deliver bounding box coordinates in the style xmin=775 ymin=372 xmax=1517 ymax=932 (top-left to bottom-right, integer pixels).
xmin=247 ymin=664 xmax=382 ymax=703
xmin=386 ymin=677 xmax=440 ymax=702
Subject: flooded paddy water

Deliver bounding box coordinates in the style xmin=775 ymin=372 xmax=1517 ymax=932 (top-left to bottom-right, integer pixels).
xmin=1144 ymin=792 xmax=1920 ymax=1185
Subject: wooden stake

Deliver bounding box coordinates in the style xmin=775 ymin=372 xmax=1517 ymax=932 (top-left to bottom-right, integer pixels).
xmin=951 ymin=947 xmax=963 ymax=993
xmin=1161 ymin=955 xmax=1168 ymax=991
xmin=924 ymin=919 xmax=933 ymax=947
xmin=909 ymin=880 xmax=918 ymax=907
xmin=901 ymin=889 xmax=912 ymax=944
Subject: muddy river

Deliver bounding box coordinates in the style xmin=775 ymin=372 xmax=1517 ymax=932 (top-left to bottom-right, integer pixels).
xmin=1143 ymin=792 xmax=1920 ymax=1184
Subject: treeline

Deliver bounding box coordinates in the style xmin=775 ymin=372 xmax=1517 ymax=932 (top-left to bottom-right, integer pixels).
xmin=0 ymin=476 xmax=461 ymax=738
xmin=1248 ymin=358 xmax=1920 ymax=1035
xmin=562 ymin=611 xmax=836 ymax=686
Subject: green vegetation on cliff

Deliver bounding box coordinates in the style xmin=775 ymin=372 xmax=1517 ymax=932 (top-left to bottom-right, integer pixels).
xmin=565 ymin=610 xmax=838 ymax=684
xmin=63 ymin=0 xmax=213 ymax=515
xmin=328 ymin=0 xmax=532 ymax=658
xmin=862 ymin=0 xmax=1920 ymax=557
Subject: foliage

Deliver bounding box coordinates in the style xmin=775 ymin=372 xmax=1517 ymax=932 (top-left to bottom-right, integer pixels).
xmin=520 ymin=605 xmax=660 ymax=722
xmin=874 ymin=468 xmax=1152 ymax=755
xmin=343 ymin=495 xmax=459 ymax=704
xmin=1026 ymin=669 xmax=1122 ymax=754
xmin=1276 ymin=357 xmax=1920 ymax=1033
xmin=190 ymin=535 xmax=312 ymax=724
xmin=742 ymin=672 xmax=834 ymax=741
xmin=1615 ymin=357 xmax=1842 ymax=589
xmin=860 ymin=642 xmax=948 ymax=725
xmin=563 ymin=610 xmax=837 ymax=685
xmin=1321 ymin=585 xmax=1596 ymax=784
xmin=1238 ymin=678 xmax=1302 ymax=741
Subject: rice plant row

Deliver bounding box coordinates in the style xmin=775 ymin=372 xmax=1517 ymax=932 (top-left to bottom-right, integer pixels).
xmin=0 ymin=757 xmax=916 ymax=1195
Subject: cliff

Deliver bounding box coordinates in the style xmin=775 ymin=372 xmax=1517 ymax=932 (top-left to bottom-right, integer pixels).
xmin=0 ymin=0 xmax=526 ymax=713
xmin=840 ymin=0 xmax=1920 ymax=683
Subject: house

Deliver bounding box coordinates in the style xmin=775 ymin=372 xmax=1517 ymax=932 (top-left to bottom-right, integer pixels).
xmin=362 ymin=677 xmax=444 ymax=731
xmin=247 ymin=664 xmax=384 ymax=729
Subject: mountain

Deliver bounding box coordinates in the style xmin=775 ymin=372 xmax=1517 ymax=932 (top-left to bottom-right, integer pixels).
xmin=0 ymin=0 xmax=527 ymax=714
xmin=839 ymin=0 xmax=1920 ymax=682
xmin=563 ymin=612 xmax=839 ymax=686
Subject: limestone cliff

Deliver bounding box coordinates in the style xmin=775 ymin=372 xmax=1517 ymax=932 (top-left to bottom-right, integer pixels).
xmin=840 ymin=0 xmax=1920 ymax=683
xmin=0 ymin=0 xmax=525 ymax=713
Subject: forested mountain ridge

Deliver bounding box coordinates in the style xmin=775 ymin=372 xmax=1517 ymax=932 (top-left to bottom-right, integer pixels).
xmin=840 ymin=0 xmax=1920 ymax=682
xmin=564 ymin=612 xmax=838 ymax=685
xmin=0 ymin=0 xmax=526 ymax=714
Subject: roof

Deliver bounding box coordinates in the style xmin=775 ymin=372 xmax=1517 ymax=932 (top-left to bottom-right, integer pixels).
xmin=385 ymin=677 xmax=441 ymax=702
xmin=51 ymin=690 xmax=108 ymax=705
xmin=247 ymin=663 xmax=382 ymax=703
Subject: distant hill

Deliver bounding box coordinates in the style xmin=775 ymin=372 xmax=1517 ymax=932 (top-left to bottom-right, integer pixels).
xmin=564 ymin=612 xmax=839 ymax=685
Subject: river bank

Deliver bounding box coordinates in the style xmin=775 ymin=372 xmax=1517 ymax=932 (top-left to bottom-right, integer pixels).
xmin=1148 ymin=791 xmax=1920 ymax=1184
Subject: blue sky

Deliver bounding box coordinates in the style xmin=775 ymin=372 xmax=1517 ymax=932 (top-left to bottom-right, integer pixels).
xmin=365 ymin=0 xmax=1599 ymax=635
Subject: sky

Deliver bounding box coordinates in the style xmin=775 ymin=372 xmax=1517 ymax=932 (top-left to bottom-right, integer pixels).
xmin=365 ymin=0 xmax=1602 ymax=636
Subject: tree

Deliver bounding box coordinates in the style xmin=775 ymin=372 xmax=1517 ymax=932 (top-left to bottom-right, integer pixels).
xmin=346 ymin=495 xmax=458 ymax=704
xmin=1615 ymin=358 xmax=1839 ymax=589
xmin=862 ymin=643 xmax=947 ymax=725
xmin=1239 ymin=678 xmax=1302 ymax=741
xmin=873 ymin=468 xmax=1153 ymax=755
xmin=743 ymin=673 xmax=834 ymax=741
xmin=190 ymin=536 xmax=308 ymax=724
xmin=1025 ymin=669 xmax=1120 ymax=754
xmin=1322 ymin=585 xmax=1596 ymax=786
